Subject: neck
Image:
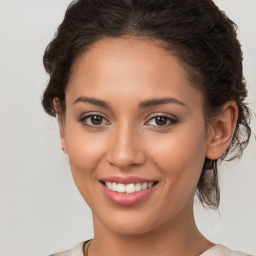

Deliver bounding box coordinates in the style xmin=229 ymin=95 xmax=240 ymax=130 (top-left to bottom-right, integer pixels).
xmin=86 ymin=204 xmax=214 ymax=256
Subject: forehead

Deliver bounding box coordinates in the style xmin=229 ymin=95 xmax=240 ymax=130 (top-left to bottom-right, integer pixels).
xmin=70 ymin=36 xmax=186 ymax=85
xmin=66 ymin=36 xmax=203 ymax=110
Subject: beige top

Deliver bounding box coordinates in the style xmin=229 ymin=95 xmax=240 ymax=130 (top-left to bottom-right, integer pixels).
xmin=50 ymin=241 xmax=251 ymax=256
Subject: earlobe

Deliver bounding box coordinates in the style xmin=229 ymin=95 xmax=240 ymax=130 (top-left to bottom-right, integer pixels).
xmin=53 ymin=98 xmax=67 ymax=154
xmin=206 ymin=101 xmax=238 ymax=160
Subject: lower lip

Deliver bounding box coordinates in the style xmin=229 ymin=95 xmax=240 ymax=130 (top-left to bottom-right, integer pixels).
xmin=101 ymin=183 xmax=156 ymax=206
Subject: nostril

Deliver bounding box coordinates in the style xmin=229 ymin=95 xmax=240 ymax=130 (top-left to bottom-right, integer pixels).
xmin=106 ymin=140 xmax=146 ymax=168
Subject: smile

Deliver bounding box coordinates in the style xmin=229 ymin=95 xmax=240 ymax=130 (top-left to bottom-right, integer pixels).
xmin=100 ymin=176 xmax=158 ymax=206
xmin=103 ymin=181 xmax=155 ymax=193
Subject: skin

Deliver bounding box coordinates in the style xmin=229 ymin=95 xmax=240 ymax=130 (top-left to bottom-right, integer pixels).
xmin=54 ymin=36 xmax=238 ymax=256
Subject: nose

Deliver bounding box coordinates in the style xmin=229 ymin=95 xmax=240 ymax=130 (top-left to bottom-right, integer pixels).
xmin=106 ymin=123 xmax=146 ymax=170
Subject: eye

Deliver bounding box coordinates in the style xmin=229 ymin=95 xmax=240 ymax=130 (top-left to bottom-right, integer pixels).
xmin=146 ymin=115 xmax=178 ymax=127
xmin=79 ymin=114 xmax=110 ymax=128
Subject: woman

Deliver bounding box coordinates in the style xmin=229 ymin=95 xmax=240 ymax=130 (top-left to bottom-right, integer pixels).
xmin=42 ymin=0 xmax=252 ymax=255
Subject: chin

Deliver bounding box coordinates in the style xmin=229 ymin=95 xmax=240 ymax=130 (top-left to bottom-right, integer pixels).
xmin=108 ymin=221 xmax=155 ymax=235
xmin=97 ymin=210 xmax=166 ymax=236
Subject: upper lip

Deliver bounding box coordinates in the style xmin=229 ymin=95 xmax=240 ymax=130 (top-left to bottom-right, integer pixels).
xmin=100 ymin=176 xmax=157 ymax=185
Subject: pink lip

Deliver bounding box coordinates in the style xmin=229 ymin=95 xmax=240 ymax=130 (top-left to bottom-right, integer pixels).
xmin=100 ymin=176 xmax=156 ymax=185
xmin=100 ymin=177 xmax=158 ymax=206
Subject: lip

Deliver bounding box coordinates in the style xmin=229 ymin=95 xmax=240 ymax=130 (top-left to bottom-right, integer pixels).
xmin=100 ymin=176 xmax=158 ymax=206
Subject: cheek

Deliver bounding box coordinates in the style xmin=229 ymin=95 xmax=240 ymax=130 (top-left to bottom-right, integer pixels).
xmin=64 ymin=125 xmax=108 ymax=193
xmin=67 ymin=135 xmax=102 ymax=169
xmin=148 ymin=123 xmax=207 ymax=195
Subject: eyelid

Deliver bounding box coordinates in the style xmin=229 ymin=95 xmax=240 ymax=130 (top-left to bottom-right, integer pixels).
xmin=146 ymin=112 xmax=178 ymax=121
xmin=79 ymin=112 xmax=179 ymax=128
xmin=79 ymin=112 xmax=111 ymax=127
xmin=80 ymin=111 xmax=109 ymax=120
xmin=145 ymin=113 xmax=179 ymax=127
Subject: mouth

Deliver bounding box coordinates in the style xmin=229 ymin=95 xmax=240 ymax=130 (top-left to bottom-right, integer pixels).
xmin=100 ymin=180 xmax=158 ymax=193
xmin=99 ymin=176 xmax=159 ymax=206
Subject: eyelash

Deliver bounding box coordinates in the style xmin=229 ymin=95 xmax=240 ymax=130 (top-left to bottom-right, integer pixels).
xmin=79 ymin=113 xmax=110 ymax=129
xmin=79 ymin=113 xmax=179 ymax=129
xmin=145 ymin=114 xmax=179 ymax=127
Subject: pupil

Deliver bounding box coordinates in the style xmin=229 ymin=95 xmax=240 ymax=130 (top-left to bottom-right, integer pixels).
xmin=156 ymin=116 xmax=167 ymax=125
xmin=91 ymin=115 xmax=103 ymax=125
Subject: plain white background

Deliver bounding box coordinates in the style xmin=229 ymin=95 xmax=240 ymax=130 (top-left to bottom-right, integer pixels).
xmin=0 ymin=0 xmax=255 ymax=255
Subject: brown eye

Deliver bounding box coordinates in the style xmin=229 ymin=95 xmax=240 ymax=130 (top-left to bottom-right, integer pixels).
xmin=146 ymin=115 xmax=179 ymax=127
xmin=155 ymin=116 xmax=168 ymax=126
xmin=90 ymin=115 xmax=103 ymax=125
xmin=80 ymin=114 xmax=109 ymax=128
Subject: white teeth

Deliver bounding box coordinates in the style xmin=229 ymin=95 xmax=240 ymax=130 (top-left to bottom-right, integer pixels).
xmin=112 ymin=182 xmax=117 ymax=191
xmin=142 ymin=182 xmax=148 ymax=190
xmin=126 ymin=184 xmax=135 ymax=193
xmin=135 ymin=183 xmax=142 ymax=192
xmin=104 ymin=181 xmax=155 ymax=193
xmin=105 ymin=182 xmax=112 ymax=190
xmin=116 ymin=183 xmax=126 ymax=193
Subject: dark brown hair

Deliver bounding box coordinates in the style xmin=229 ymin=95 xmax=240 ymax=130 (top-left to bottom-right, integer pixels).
xmin=42 ymin=0 xmax=251 ymax=208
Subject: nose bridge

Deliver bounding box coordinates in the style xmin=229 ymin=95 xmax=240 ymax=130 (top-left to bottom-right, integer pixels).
xmin=107 ymin=120 xmax=145 ymax=169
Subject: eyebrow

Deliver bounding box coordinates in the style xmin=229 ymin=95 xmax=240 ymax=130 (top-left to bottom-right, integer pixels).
xmin=73 ymin=96 xmax=187 ymax=109
xmin=139 ymin=98 xmax=187 ymax=109
xmin=73 ymin=97 xmax=111 ymax=108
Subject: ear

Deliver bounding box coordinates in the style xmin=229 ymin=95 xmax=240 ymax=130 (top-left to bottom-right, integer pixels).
xmin=206 ymin=101 xmax=238 ymax=160
xmin=53 ymin=98 xmax=67 ymax=154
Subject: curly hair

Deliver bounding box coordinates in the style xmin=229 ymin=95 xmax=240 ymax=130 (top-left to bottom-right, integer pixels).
xmin=42 ymin=0 xmax=251 ymax=208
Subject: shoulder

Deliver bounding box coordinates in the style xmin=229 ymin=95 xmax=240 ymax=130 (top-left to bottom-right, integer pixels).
xmin=49 ymin=242 xmax=253 ymax=256
xmin=49 ymin=241 xmax=86 ymax=256
xmin=200 ymin=244 xmax=252 ymax=256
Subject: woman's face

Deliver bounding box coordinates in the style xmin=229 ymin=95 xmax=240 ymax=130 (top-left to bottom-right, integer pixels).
xmin=59 ymin=36 xmax=212 ymax=234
